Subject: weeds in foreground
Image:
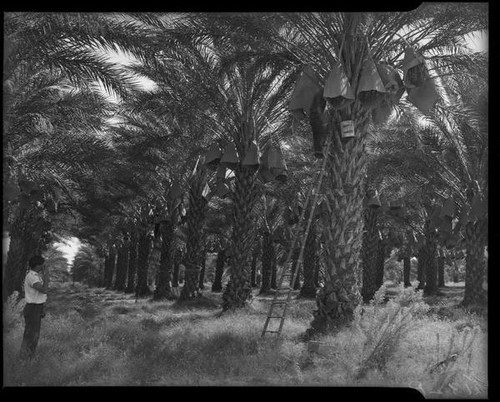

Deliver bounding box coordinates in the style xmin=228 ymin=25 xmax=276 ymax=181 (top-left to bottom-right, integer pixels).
xmin=2 ymin=284 xmax=487 ymax=397
xmin=353 ymin=285 xmax=430 ymax=379
xmin=3 ymin=292 xmax=25 ymax=331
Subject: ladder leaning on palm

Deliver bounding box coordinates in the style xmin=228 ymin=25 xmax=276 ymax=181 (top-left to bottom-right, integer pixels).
xmin=261 ymin=135 xmax=332 ymax=338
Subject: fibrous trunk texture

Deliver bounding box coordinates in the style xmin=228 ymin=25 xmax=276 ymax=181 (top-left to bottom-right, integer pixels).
xmin=417 ymin=248 xmax=425 ymax=290
xmin=153 ymin=221 xmax=175 ymax=300
xmin=250 ymin=248 xmax=258 ymax=287
xmin=361 ymin=207 xmax=380 ymax=303
xmin=437 ymin=255 xmax=445 ymax=288
xmin=211 ymin=248 xmax=225 ymax=292
xmin=375 ymin=237 xmax=386 ymax=290
xmin=423 ymin=221 xmax=438 ymax=296
xmin=403 ymin=256 xmax=412 ymax=287
xmin=222 ymin=166 xmax=258 ymax=310
xmin=271 ymin=250 xmax=278 ymax=289
xmin=293 ymin=249 xmax=301 ymax=290
xmin=180 ymin=173 xmax=207 ymax=301
xmin=198 ymin=249 xmax=206 ymax=290
xmin=125 ymin=235 xmax=138 ymax=293
xmin=3 ymin=211 xmax=41 ymax=300
xmin=306 ymin=108 xmax=370 ymax=338
xmin=172 ymin=248 xmax=182 ymax=288
xmin=114 ymin=241 xmax=129 ymax=291
xmin=300 ymin=221 xmax=318 ymax=298
xmin=259 ymin=232 xmax=274 ymax=294
xmin=313 ymin=250 xmax=320 ymax=287
xmin=104 ymin=245 xmax=116 ymax=289
xmin=136 ymin=233 xmax=152 ymax=297
xmin=290 ymin=247 xmax=300 ymax=289
xmin=463 ymin=218 xmax=487 ymax=307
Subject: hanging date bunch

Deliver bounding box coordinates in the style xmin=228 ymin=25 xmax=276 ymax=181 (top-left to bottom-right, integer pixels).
xmin=322 ymin=60 xmax=358 ymax=143
xmin=261 ymin=143 xmax=288 ymax=183
xmin=288 ymin=64 xmax=323 ymax=120
xmin=309 ymin=91 xmax=329 ymax=158
xmin=403 ymin=47 xmax=428 ymax=88
xmin=288 ymin=64 xmax=328 ymax=158
xmin=323 ymin=62 xmax=355 ymax=110
xmin=371 ymin=62 xmax=405 ymax=125
xmin=402 ymin=47 xmax=439 ymax=114
xmin=357 ymin=56 xmax=386 ymax=109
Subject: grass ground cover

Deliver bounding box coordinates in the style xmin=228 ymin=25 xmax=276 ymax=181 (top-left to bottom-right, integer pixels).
xmin=3 ymin=281 xmax=487 ymax=397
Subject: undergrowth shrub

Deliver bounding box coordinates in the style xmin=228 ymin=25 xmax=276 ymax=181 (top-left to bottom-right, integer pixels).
xmin=353 ymin=284 xmax=430 ymax=379
xmin=3 ymin=291 xmax=25 ymax=331
xmin=419 ymin=325 xmax=487 ymax=398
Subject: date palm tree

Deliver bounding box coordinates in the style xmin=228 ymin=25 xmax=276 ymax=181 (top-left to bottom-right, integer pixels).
xmin=125 ymin=232 xmax=138 ymax=293
xmin=299 ymin=217 xmax=319 ymax=298
xmin=179 ymin=160 xmax=209 ymax=300
xmin=269 ymin=7 xmax=487 ymax=335
xmin=3 ymin=12 xmax=153 ymax=301
xmin=126 ymin=16 xmax=297 ymax=310
xmin=369 ymin=60 xmax=488 ymax=306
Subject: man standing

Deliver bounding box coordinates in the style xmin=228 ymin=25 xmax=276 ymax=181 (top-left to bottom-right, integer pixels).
xmin=19 ymin=255 xmax=48 ymax=360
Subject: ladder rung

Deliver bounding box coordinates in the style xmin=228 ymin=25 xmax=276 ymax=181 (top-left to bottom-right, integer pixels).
xmin=272 ymin=300 xmax=288 ymax=305
xmin=263 ymin=330 xmax=280 ymax=334
xmin=276 ymin=287 xmax=291 ymax=291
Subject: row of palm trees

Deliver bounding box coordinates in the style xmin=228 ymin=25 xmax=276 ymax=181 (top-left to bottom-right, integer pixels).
xmin=3 ymin=8 xmax=488 ymax=337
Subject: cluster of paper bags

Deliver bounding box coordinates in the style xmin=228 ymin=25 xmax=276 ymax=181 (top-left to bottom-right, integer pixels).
xmin=289 ymin=46 xmax=439 ymax=141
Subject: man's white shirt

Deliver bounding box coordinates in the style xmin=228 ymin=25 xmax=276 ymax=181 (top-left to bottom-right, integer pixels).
xmin=24 ymin=270 xmax=47 ymax=304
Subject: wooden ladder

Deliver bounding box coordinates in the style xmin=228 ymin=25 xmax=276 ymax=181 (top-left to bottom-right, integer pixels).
xmin=261 ymin=136 xmax=332 ymax=338
xmin=261 ymin=253 xmax=301 ymax=337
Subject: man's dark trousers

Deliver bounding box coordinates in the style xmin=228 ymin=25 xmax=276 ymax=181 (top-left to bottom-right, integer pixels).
xmin=20 ymin=303 xmax=44 ymax=359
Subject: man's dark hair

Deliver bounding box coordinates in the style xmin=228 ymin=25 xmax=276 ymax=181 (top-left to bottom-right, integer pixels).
xmin=28 ymin=255 xmax=45 ymax=269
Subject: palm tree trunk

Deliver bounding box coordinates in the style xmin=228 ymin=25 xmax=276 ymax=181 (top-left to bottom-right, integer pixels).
xmin=271 ymin=251 xmax=278 ymax=289
xmin=3 ymin=235 xmax=29 ymax=300
xmin=180 ymin=173 xmax=208 ymax=301
xmin=293 ymin=250 xmax=301 ymax=290
xmin=437 ymin=255 xmax=445 ymax=288
xmin=105 ymin=245 xmax=116 ymax=289
xmin=211 ymin=248 xmax=225 ymax=292
xmin=259 ymin=232 xmax=274 ymax=294
xmin=250 ymin=248 xmax=258 ymax=287
xmin=290 ymin=247 xmax=300 ymax=289
xmin=172 ymin=248 xmax=182 ymax=288
xmin=307 ymin=111 xmax=370 ymax=337
xmin=375 ymin=237 xmax=386 ymax=290
xmin=463 ymin=218 xmax=487 ymax=307
xmin=403 ymin=256 xmax=412 ymax=287
xmin=103 ymin=253 xmax=111 ymax=288
xmin=222 ymin=166 xmax=257 ymax=310
xmin=361 ymin=208 xmax=380 ymax=303
xmin=3 ymin=213 xmax=40 ymax=301
xmin=300 ymin=222 xmax=318 ymax=298
xmin=313 ymin=248 xmax=321 ymax=287
xmin=153 ymin=221 xmax=175 ymax=300
xmin=198 ymin=249 xmax=207 ymax=290
xmin=417 ymin=247 xmax=425 ymax=290
xmin=423 ymin=222 xmax=438 ymax=296
xmin=125 ymin=234 xmax=138 ymax=293
xmin=114 ymin=241 xmax=128 ymax=291
xmin=136 ymin=232 xmax=152 ymax=297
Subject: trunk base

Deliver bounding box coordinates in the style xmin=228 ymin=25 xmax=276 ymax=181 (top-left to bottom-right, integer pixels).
xmin=299 ymin=285 xmax=317 ymax=298
xmin=303 ymin=280 xmax=358 ymax=339
xmin=179 ymin=266 xmax=201 ymax=301
xmin=222 ymin=280 xmax=252 ymax=311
